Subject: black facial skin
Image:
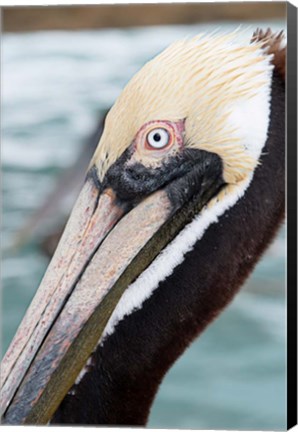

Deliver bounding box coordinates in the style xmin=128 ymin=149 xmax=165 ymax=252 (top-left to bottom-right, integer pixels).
xmin=89 ymin=144 xmax=224 ymax=211
xmin=165 ymin=150 xmax=223 ymax=210
xmin=87 ymin=165 xmax=103 ymax=193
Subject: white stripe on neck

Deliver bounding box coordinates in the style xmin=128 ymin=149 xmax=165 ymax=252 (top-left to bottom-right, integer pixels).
xmin=73 ymin=175 xmax=252 ymax=388
xmin=100 ymin=175 xmax=252 ymax=343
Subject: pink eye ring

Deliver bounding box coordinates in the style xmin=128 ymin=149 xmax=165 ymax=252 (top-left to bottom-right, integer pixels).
xmin=146 ymin=128 xmax=170 ymax=149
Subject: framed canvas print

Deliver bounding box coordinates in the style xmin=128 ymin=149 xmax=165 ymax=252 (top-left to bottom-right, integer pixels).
xmin=1 ymin=1 xmax=297 ymax=430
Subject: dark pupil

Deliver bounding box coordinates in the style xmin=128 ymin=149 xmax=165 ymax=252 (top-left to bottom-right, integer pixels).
xmin=153 ymin=133 xmax=161 ymax=142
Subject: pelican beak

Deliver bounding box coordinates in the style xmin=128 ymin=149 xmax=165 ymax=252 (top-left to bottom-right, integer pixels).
xmin=1 ymin=160 xmax=223 ymax=425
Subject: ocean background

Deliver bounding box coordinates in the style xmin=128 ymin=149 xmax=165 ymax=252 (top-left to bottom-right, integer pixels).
xmin=2 ymin=22 xmax=286 ymax=430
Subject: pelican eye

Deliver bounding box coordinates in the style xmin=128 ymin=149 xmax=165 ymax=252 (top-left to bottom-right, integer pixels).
xmin=147 ymin=128 xmax=170 ymax=149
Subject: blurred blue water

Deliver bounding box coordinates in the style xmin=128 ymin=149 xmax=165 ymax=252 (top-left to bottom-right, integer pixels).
xmin=2 ymin=22 xmax=286 ymax=429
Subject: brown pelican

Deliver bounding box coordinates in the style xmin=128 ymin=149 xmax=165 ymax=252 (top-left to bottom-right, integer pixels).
xmin=1 ymin=28 xmax=285 ymax=425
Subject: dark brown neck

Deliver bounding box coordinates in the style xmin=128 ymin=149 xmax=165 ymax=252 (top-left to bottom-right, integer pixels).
xmin=51 ymin=70 xmax=285 ymax=426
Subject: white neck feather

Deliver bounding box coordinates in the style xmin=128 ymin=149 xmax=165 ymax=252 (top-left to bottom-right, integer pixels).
xmin=100 ymin=174 xmax=253 ymax=343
